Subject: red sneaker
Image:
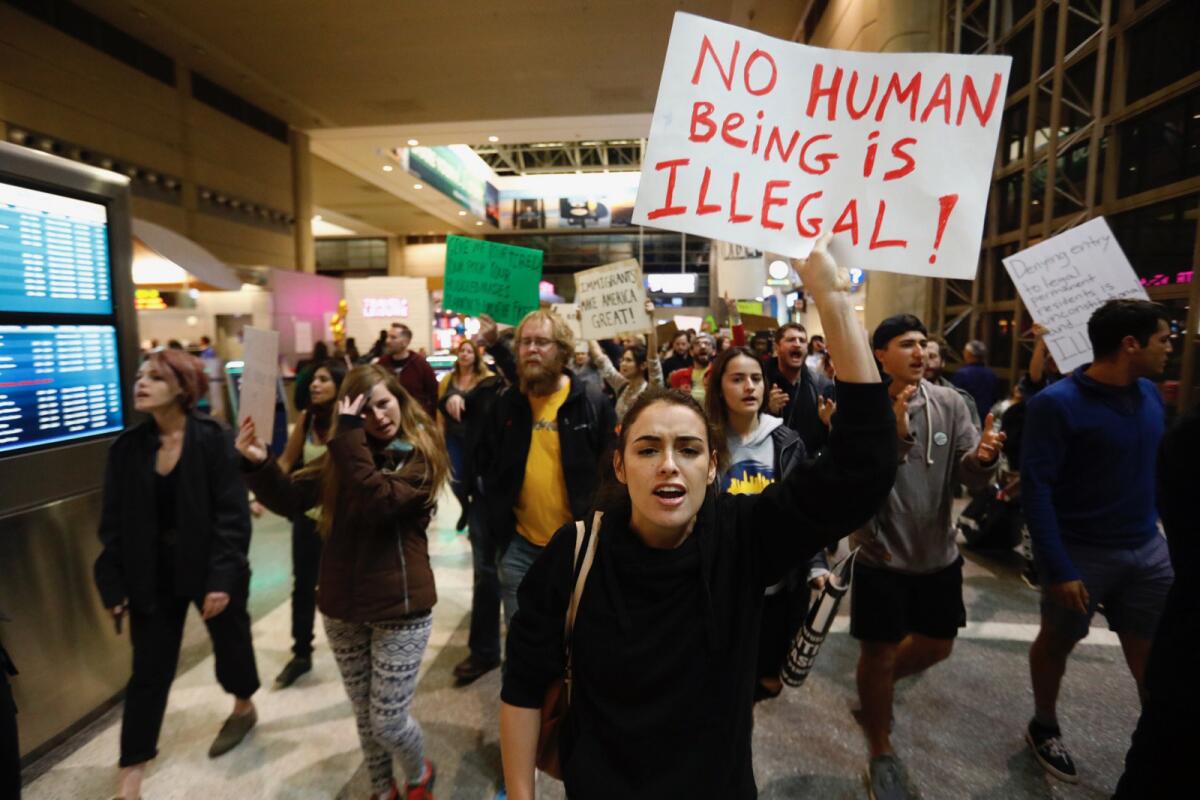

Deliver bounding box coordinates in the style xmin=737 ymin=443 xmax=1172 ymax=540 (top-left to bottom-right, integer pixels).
xmin=405 ymin=759 xmax=436 ymax=800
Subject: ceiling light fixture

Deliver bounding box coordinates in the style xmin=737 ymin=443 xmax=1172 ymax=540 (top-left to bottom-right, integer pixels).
xmin=487 ymin=135 xmax=499 ymax=143
xmin=382 ymin=164 xmax=393 ymax=172
xmin=457 ymin=210 xmax=467 ymax=216
xmin=413 ymin=183 xmax=423 ymax=190
xmin=475 ymin=221 xmax=484 ymax=226
xmin=406 ymin=138 xmax=419 ymax=146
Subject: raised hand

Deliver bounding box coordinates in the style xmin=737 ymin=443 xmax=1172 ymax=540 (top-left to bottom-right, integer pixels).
xmin=975 ymin=413 xmax=1007 ymax=465
xmin=338 ymin=394 xmax=367 ymax=417
xmin=818 ymin=395 xmax=837 ymax=429
xmin=767 ymin=385 xmax=790 ymax=415
xmin=893 ymin=383 xmax=918 ymax=440
xmin=478 ymin=313 xmax=499 ymax=346
xmin=235 ymin=417 xmax=268 ymax=464
xmin=795 ymin=231 xmax=849 ymax=297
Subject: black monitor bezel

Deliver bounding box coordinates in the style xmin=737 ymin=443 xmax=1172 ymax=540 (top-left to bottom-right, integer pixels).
xmin=0 ymin=142 xmax=138 ymax=516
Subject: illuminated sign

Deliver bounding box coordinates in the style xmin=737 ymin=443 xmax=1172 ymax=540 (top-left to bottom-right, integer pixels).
xmin=362 ymin=297 xmax=409 ymax=318
xmin=134 ymin=288 xmax=166 ymax=310
xmin=1140 ymin=270 xmax=1193 ymax=288
xmin=645 ymin=273 xmax=698 ymax=294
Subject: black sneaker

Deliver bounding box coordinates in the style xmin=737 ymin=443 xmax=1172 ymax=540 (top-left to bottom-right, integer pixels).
xmin=274 ymin=656 xmax=312 ymax=688
xmin=1025 ymin=719 xmax=1079 ymax=783
xmin=866 ymin=753 xmax=920 ymax=799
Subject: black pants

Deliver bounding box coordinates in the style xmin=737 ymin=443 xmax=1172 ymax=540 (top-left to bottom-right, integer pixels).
xmin=757 ymin=572 xmax=810 ymax=682
xmin=120 ymin=579 xmax=259 ymax=767
xmin=291 ymin=515 xmax=322 ymax=659
xmin=0 ymin=647 xmax=18 ymax=800
xmin=1113 ymin=587 xmax=1196 ymax=797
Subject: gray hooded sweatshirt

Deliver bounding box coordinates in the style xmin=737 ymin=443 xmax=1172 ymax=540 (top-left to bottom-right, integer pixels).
xmin=851 ymin=380 xmax=996 ymax=574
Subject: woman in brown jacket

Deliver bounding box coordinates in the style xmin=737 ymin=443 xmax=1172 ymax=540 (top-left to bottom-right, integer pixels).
xmin=236 ymin=365 xmax=449 ymax=800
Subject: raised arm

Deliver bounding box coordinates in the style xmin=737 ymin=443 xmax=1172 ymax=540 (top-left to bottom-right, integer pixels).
xmin=479 ymin=314 xmax=519 ymax=386
xmin=797 ymin=233 xmax=878 ymax=384
xmin=276 ymin=409 xmax=308 ymax=474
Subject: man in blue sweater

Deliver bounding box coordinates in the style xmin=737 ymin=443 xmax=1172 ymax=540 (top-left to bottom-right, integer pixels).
xmin=1021 ymin=299 xmax=1174 ymax=785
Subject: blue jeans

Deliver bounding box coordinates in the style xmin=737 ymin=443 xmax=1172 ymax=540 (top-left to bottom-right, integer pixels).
xmin=467 ymin=498 xmax=501 ymax=663
xmin=499 ymin=534 xmax=545 ymax=634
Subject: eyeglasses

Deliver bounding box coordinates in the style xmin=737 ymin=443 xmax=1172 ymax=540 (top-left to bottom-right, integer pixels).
xmin=518 ymin=337 xmax=555 ymax=350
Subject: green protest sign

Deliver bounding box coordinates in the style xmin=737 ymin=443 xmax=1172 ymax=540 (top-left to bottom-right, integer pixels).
xmin=442 ymin=235 xmax=543 ymax=325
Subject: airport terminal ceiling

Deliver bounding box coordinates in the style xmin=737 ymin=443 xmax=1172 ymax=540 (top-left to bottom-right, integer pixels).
xmin=73 ymin=0 xmax=808 ymax=128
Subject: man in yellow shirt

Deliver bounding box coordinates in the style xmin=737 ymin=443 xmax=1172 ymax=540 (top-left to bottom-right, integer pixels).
xmin=476 ymin=309 xmax=617 ymax=636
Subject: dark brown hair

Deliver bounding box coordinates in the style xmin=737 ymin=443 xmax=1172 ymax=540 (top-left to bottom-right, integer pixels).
xmin=773 ymin=322 xmax=807 ymax=344
xmin=704 ymin=346 xmax=765 ymax=468
xmin=146 ymin=348 xmax=208 ymax=409
xmin=592 ymin=387 xmax=722 ymax=523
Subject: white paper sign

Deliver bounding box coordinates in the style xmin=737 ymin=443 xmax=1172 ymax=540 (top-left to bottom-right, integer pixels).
xmin=549 ymin=303 xmax=584 ymax=339
xmin=1001 ymin=217 xmax=1149 ymax=372
xmin=293 ymin=320 xmax=313 ymax=354
xmin=238 ymin=327 xmax=280 ymax=445
xmin=574 ymin=259 xmax=649 ymax=340
xmin=633 ymin=12 xmax=1010 ymax=279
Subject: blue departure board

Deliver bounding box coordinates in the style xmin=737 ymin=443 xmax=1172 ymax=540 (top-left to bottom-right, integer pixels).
xmin=0 ymin=181 xmax=112 ymax=315
xmin=0 ymin=325 xmax=124 ymax=454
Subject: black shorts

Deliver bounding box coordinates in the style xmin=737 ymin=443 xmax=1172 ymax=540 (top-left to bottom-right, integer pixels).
xmin=850 ymin=557 xmax=966 ymax=643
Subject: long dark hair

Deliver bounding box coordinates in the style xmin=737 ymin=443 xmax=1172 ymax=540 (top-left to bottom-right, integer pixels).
xmin=307 ymin=358 xmax=348 ymax=437
xmin=591 ymin=387 xmax=722 ymax=526
xmin=704 ymin=346 xmax=765 ymax=467
xmin=622 ymin=343 xmax=649 ymax=382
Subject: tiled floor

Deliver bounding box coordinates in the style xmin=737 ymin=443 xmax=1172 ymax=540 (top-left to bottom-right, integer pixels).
xmin=24 ymin=494 xmax=1143 ymax=798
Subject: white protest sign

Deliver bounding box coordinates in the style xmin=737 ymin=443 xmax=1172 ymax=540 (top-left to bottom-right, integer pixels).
xmin=574 ymin=259 xmax=649 ymax=340
xmin=293 ymin=319 xmax=313 ymax=354
xmin=633 ymin=12 xmax=1010 ymax=279
xmin=550 ymin=303 xmax=584 ymax=339
xmin=238 ymin=326 xmax=280 ymax=445
xmin=1002 ymin=217 xmax=1148 ymax=372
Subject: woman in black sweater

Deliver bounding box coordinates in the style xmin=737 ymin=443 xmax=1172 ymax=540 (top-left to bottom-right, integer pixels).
xmin=499 ymin=235 xmax=897 ymax=798
xmin=94 ymin=348 xmax=259 ymax=800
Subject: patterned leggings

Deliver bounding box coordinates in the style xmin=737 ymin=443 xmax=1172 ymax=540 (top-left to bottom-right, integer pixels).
xmin=323 ymin=612 xmax=432 ymax=793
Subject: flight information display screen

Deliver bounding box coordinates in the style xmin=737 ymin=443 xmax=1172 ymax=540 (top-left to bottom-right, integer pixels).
xmin=0 ymin=324 xmax=124 ymax=455
xmin=0 ymin=180 xmax=112 ymax=315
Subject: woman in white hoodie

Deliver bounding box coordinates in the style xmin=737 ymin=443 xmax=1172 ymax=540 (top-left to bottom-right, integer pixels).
xmin=706 ymin=346 xmax=830 ymax=700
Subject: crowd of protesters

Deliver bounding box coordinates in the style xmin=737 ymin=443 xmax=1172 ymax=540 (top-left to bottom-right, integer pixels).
xmin=66 ymin=232 xmax=1190 ymax=800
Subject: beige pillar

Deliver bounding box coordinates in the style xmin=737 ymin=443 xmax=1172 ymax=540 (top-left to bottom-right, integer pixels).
xmin=387 ymin=236 xmax=406 ymax=276
xmin=290 ymin=130 xmax=315 ymax=273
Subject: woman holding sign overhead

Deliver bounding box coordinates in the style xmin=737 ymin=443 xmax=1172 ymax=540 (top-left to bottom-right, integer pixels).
xmin=94 ymin=347 xmax=259 ymax=800
xmin=498 ymin=234 xmax=897 ymax=799
xmin=588 ymin=299 xmax=665 ymax=419
xmin=237 ymin=364 xmax=448 ymax=800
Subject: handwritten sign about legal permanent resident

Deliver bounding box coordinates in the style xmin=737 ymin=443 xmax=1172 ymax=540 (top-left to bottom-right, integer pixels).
xmin=633 ymin=13 xmax=1011 ymax=279
xmin=239 ymin=326 xmax=279 ymax=445
xmin=574 ymin=259 xmax=649 ymax=340
xmin=1002 ymin=217 xmax=1148 ymax=372
xmin=443 ymin=235 xmax=543 ymax=326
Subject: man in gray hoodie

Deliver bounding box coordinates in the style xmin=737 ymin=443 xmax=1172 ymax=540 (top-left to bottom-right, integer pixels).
xmin=850 ymin=314 xmax=1005 ymax=800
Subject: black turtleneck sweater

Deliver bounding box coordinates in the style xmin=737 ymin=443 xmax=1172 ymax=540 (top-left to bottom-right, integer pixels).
xmin=502 ymin=381 xmax=897 ymax=798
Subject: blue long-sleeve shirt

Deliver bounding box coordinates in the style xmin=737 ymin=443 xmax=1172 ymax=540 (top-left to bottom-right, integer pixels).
xmin=1020 ymin=367 xmax=1165 ymax=584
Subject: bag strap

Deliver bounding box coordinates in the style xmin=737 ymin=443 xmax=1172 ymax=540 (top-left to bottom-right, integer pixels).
xmin=564 ymin=511 xmax=601 ymax=642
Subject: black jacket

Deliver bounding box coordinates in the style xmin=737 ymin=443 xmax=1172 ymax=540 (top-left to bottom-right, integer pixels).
xmin=764 ymin=359 xmax=829 ymax=456
xmin=94 ymin=412 xmax=251 ymax=612
xmin=502 ymin=382 xmax=896 ymax=798
xmin=478 ymin=342 xmax=617 ymax=549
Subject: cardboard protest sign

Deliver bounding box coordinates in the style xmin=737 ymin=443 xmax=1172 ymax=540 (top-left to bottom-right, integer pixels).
xmin=443 ymin=235 xmax=542 ymax=325
xmin=740 ymin=312 xmax=777 ymax=333
xmin=238 ymin=326 xmax=279 ymax=445
xmin=655 ymin=318 xmax=680 ymax=344
xmin=634 ymin=13 xmax=1010 ymax=279
xmin=1002 ymin=217 xmax=1148 ymax=372
xmin=574 ymin=259 xmax=649 ymax=339
xmin=550 ymin=302 xmax=584 ymax=339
